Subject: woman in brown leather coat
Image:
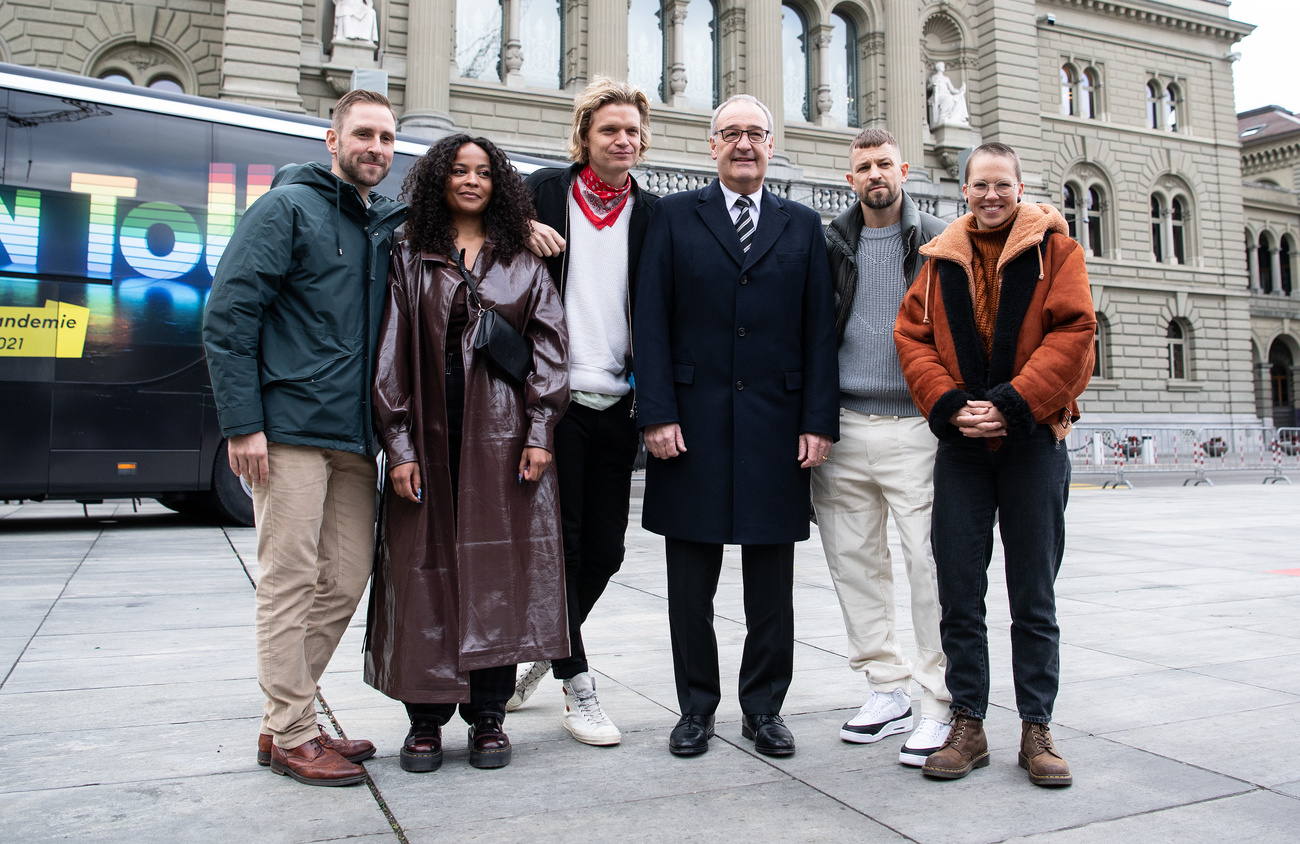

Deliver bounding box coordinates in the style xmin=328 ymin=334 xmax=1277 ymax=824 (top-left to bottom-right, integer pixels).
xmin=366 ymin=134 xmax=570 ymax=772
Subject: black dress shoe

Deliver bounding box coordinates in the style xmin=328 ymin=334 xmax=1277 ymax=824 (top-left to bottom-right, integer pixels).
xmin=468 ymin=715 xmax=512 ymax=769
xmin=742 ymin=714 xmax=796 ymax=757
xmin=669 ymin=714 xmax=715 ymax=756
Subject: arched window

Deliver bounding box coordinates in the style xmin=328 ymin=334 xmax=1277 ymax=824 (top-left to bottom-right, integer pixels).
xmin=1086 ymin=188 xmax=1104 ymax=258
xmin=1151 ymin=196 xmax=1165 ymax=263
xmin=1170 ymin=196 xmax=1186 ymax=264
xmin=1146 ymin=81 xmax=1161 ymax=129
xmin=1063 ymin=184 xmax=1078 ymax=240
xmin=1165 ymin=83 xmax=1180 ymax=133
xmin=1094 ymin=313 xmax=1110 ymax=379
xmin=456 ymin=0 xmax=502 ymax=81
xmin=682 ymin=0 xmax=717 ymax=109
xmin=91 ymin=43 xmax=192 ymax=94
xmin=782 ymin=4 xmax=811 ymax=122
xmin=1259 ymin=233 xmax=1274 ymax=294
xmin=1060 ymin=65 xmax=1077 ymax=116
xmin=1166 ymin=320 xmax=1188 ymax=380
xmin=628 ymin=0 xmax=664 ymax=101
xmin=1282 ymin=237 xmax=1293 ymax=296
xmin=1081 ymin=67 xmax=1099 ymax=119
xmin=520 ymin=0 xmax=563 ymax=89
xmin=828 ymin=10 xmax=859 ymax=127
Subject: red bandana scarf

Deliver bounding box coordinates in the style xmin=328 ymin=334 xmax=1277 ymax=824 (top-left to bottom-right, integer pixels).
xmin=572 ymin=165 xmax=632 ymax=230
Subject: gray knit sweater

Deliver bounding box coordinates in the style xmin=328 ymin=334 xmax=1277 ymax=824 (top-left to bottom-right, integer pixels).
xmin=838 ymin=222 xmax=919 ymax=416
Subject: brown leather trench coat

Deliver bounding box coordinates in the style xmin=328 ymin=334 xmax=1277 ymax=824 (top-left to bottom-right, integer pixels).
xmin=364 ymin=240 xmax=571 ymax=703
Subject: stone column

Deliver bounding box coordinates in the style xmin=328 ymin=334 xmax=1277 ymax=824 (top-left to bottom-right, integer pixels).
xmin=401 ymin=0 xmax=455 ymax=136
xmin=220 ymin=0 xmax=305 ymax=112
xmin=503 ymin=0 xmax=526 ymax=88
xmin=1256 ymin=360 xmax=1274 ymax=423
xmin=882 ymin=0 xmax=924 ymax=171
xmin=1271 ymin=244 xmax=1284 ymax=296
xmin=666 ymin=1 xmax=690 ymax=109
xmin=745 ymin=0 xmax=785 ymax=155
xmin=812 ymin=25 xmax=834 ymax=127
xmin=587 ymin=0 xmax=627 ymax=82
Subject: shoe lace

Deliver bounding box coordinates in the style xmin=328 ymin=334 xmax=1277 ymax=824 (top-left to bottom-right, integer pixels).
xmin=858 ymin=692 xmax=901 ymax=720
xmin=913 ymin=718 xmax=948 ymax=745
xmin=1028 ymin=723 xmax=1056 ymax=755
xmin=573 ymin=688 xmax=613 ymax=726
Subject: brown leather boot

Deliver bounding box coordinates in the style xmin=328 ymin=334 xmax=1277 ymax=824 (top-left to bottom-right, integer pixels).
xmin=1019 ymin=722 xmax=1072 ymax=787
xmin=400 ymin=721 xmax=444 ymax=773
xmin=269 ymin=738 xmax=367 ymax=787
xmin=922 ymin=714 xmax=989 ymax=780
xmin=316 ymin=724 xmax=376 ymax=763
xmin=468 ymin=715 xmax=512 ymax=769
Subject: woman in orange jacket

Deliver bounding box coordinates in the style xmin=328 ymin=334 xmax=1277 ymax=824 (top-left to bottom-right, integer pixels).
xmin=895 ymin=142 xmax=1095 ymax=787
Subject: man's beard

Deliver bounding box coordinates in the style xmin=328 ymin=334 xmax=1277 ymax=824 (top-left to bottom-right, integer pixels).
xmin=339 ymin=152 xmax=390 ymax=188
xmin=858 ymin=184 xmax=899 ymax=210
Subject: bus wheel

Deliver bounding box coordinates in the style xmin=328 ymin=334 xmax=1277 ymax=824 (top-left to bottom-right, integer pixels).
xmin=208 ymin=439 xmax=255 ymax=527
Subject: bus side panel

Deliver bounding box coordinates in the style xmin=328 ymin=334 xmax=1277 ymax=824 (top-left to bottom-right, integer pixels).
xmin=0 ymin=380 xmax=51 ymax=498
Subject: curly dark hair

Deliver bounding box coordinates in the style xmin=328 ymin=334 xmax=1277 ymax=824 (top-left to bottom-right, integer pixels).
xmin=401 ymin=134 xmax=535 ymax=262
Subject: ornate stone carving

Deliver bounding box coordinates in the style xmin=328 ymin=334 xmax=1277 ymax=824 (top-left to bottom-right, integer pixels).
xmin=504 ymin=43 xmax=524 ymax=75
xmin=927 ymin=62 xmax=970 ymax=128
xmin=720 ymin=8 xmax=745 ymax=36
xmin=333 ymin=0 xmax=378 ymax=45
xmin=669 ymin=66 xmax=688 ymax=98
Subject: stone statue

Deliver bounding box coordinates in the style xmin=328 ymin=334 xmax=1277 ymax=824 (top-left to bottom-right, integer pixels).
xmin=333 ymin=0 xmax=378 ymax=44
xmin=927 ymin=62 xmax=969 ymax=127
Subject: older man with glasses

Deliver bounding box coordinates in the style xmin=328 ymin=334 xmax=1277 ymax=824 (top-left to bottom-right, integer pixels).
xmin=634 ymin=94 xmax=838 ymax=758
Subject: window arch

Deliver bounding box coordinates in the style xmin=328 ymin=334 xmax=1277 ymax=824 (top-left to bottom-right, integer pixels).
xmin=1259 ymin=232 xmax=1275 ymax=293
xmin=89 ymin=41 xmax=194 ymax=94
xmin=1060 ymin=64 xmax=1078 ymax=116
xmin=1094 ymin=312 xmax=1111 ymax=379
xmin=1059 ymin=64 xmax=1099 ymax=119
xmin=1146 ymin=81 xmax=1161 ymax=129
xmin=1081 ymin=67 xmax=1099 ymax=119
xmin=628 ymin=0 xmax=664 ymax=101
xmin=827 ymin=10 xmax=860 ymax=127
xmin=1062 ymin=177 xmax=1106 ymax=258
xmin=1166 ymin=319 xmax=1189 ymax=380
xmin=1151 ymin=186 xmax=1194 ymax=265
xmin=1165 ymin=83 xmax=1180 ymax=133
xmin=1146 ymin=78 xmax=1184 ymax=132
xmin=782 ymin=3 xmax=811 ymax=122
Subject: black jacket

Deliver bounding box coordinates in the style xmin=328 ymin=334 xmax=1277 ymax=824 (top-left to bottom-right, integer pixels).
xmin=524 ymin=162 xmax=657 ymax=304
xmin=825 ymin=190 xmax=945 ymax=343
xmin=203 ymin=161 xmax=407 ymax=455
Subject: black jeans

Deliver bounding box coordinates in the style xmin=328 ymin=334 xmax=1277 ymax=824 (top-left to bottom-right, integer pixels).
xmin=931 ymin=428 xmax=1070 ymax=724
xmin=550 ymin=393 xmax=639 ymax=679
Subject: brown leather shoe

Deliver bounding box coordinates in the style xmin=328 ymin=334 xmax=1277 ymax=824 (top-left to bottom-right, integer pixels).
xmin=1019 ymin=722 xmax=1072 ymax=787
xmin=468 ymin=715 xmax=512 ymax=769
xmin=257 ymin=726 xmax=375 ymax=766
xmin=922 ymin=714 xmax=989 ymax=780
xmin=269 ymin=737 xmax=367 ymax=787
xmin=400 ymin=721 xmax=443 ymax=773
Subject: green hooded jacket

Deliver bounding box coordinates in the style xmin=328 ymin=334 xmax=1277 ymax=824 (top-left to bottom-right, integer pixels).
xmin=203 ymin=161 xmax=407 ymax=456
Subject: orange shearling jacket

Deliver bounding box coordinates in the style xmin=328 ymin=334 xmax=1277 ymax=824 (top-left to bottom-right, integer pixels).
xmin=894 ymin=202 xmax=1095 ymax=443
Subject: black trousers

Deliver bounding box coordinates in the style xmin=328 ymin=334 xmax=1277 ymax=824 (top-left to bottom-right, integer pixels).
xmin=551 ymin=393 xmax=639 ymax=679
xmin=665 ymin=538 xmax=795 ymax=716
xmin=401 ymin=342 xmax=515 ymax=725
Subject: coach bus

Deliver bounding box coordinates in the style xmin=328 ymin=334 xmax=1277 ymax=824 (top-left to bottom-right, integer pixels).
xmin=0 ymin=63 xmax=547 ymax=525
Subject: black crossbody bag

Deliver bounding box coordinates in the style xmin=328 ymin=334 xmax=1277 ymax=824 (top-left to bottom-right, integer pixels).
xmin=453 ymin=249 xmax=532 ymax=385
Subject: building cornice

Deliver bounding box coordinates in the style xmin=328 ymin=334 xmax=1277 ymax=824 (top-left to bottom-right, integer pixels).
xmin=1242 ymin=143 xmax=1300 ymax=178
xmin=1043 ymin=0 xmax=1254 ymax=43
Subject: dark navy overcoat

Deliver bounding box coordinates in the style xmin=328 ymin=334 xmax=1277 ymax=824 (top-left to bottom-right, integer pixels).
xmin=634 ymin=179 xmax=839 ymax=544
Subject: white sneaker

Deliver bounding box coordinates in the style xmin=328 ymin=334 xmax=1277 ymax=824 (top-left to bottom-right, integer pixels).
xmin=505 ymin=660 xmax=551 ymax=712
xmin=840 ymin=689 xmax=913 ymax=744
xmin=561 ymin=672 xmax=621 ymax=746
xmin=898 ymin=717 xmax=951 ymax=767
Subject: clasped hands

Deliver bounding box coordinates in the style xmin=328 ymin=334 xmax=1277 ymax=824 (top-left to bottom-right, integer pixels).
xmin=949 ymin=400 xmax=1007 ymax=438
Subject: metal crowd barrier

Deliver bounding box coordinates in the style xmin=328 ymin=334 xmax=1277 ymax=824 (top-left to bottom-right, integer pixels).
xmin=1066 ymin=425 xmax=1294 ymax=487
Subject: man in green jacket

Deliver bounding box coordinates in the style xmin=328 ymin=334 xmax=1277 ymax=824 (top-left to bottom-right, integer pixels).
xmin=203 ymin=89 xmax=406 ymax=788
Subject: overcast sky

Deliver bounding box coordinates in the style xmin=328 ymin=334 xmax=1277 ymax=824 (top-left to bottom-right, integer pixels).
xmin=1229 ymin=0 xmax=1297 ymax=114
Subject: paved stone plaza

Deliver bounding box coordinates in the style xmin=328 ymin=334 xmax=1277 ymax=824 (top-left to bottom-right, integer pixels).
xmin=2 ymin=480 xmax=1299 ymax=842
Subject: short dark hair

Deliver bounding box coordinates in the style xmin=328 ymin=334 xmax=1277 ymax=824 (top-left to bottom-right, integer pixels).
xmin=850 ymin=128 xmax=899 ymax=151
xmin=964 ymin=142 xmax=1023 ymax=183
xmin=331 ymin=89 xmax=394 ymax=134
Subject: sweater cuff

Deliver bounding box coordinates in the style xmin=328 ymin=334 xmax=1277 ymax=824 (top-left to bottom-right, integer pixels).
xmin=929 ymin=389 xmax=973 ymax=441
xmin=986 ymin=383 xmax=1036 ymax=438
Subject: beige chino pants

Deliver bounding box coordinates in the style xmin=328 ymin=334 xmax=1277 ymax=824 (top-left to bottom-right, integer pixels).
xmin=812 ymin=411 xmax=951 ymax=722
xmin=252 ymin=442 xmax=377 ymax=749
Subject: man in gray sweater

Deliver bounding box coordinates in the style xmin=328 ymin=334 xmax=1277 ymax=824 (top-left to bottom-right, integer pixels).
xmin=815 ymin=128 xmax=950 ymax=766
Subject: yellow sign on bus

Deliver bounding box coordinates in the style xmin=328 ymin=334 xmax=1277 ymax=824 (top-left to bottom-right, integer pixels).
xmin=0 ymin=300 xmax=90 ymax=357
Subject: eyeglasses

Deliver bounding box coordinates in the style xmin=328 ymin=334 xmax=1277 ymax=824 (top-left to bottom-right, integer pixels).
xmin=965 ymin=181 xmax=1019 ymax=197
xmin=713 ymin=128 xmax=771 ymax=145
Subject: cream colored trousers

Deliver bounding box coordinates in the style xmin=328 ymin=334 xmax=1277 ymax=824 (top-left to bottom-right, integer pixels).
xmin=252 ymin=442 xmax=377 ymax=749
xmin=812 ymin=411 xmax=951 ymax=722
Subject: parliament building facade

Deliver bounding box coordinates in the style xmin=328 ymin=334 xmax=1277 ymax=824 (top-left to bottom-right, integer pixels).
xmin=4 ymin=0 xmax=1292 ymax=427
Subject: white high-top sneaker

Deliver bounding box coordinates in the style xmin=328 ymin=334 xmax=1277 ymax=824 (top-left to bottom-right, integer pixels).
xmin=840 ymin=688 xmax=913 ymax=743
xmin=506 ymin=660 xmax=551 ymax=712
xmin=561 ymin=672 xmax=621 ymax=746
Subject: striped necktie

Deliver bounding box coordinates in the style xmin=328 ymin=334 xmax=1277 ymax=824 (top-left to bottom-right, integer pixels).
xmin=733 ymin=195 xmax=754 ymax=253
